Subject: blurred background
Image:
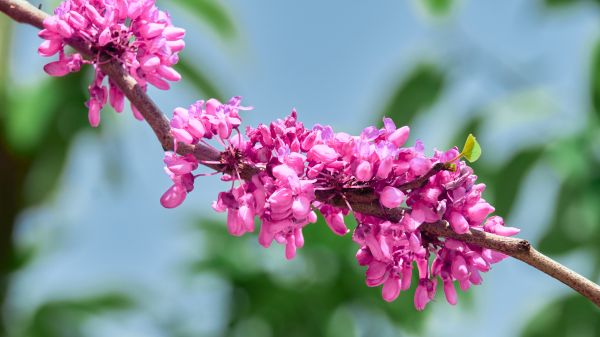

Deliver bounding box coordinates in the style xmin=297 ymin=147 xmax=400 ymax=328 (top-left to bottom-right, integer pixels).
xmin=1 ymin=0 xmax=600 ymax=336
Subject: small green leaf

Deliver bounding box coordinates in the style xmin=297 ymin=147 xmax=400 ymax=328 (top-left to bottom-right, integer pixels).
xmin=461 ymin=133 xmax=482 ymax=162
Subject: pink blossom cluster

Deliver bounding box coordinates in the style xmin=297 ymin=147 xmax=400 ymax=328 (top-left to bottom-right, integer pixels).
xmin=38 ymin=0 xmax=185 ymax=127
xmin=160 ymin=97 xmax=520 ymax=310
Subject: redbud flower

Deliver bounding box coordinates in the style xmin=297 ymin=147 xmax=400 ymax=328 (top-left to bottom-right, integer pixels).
xmin=38 ymin=0 xmax=185 ymax=127
xmin=160 ymin=97 xmax=520 ymax=310
xmin=380 ymin=186 xmax=405 ymax=209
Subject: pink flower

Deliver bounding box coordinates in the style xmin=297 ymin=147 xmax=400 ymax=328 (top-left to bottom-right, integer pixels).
xmin=307 ymin=144 xmax=338 ymax=163
xmin=39 ymin=0 xmax=185 ymax=126
xmin=379 ymin=186 xmax=405 ymax=209
xmin=159 ymin=103 xmax=518 ymax=309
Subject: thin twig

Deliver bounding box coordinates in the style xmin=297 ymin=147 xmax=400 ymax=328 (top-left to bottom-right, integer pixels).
xmin=1 ymin=0 xmax=599 ymax=308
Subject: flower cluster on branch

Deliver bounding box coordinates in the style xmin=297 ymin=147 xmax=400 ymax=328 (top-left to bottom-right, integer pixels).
xmin=38 ymin=0 xmax=185 ymax=126
xmin=160 ymin=97 xmax=520 ymax=309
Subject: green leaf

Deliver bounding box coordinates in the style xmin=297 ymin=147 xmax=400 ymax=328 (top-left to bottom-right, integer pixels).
xmin=175 ymin=59 xmax=224 ymax=101
xmin=591 ymin=39 xmax=600 ymax=124
xmin=25 ymin=293 xmax=134 ymax=337
xmin=380 ymin=63 xmax=445 ymax=128
xmin=461 ymin=133 xmax=482 ymax=162
xmin=520 ymin=295 xmax=600 ymax=337
xmin=490 ymin=146 xmax=545 ymax=216
xmin=544 ymin=0 xmax=579 ymax=7
xmin=4 ymin=80 xmax=62 ymax=153
xmin=167 ymin=0 xmax=236 ymax=39
xmin=422 ymin=0 xmax=453 ymax=16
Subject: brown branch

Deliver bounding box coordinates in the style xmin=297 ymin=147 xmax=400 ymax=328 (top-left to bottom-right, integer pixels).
xmin=421 ymin=222 xmax=600 ymax=307
xmin=2 ymin=0 xmax=600 ymax=308
xmin=397 ymin=162 xmax=446 ymax=190
xmin=0 ymin=0 xmax=221 ymax=163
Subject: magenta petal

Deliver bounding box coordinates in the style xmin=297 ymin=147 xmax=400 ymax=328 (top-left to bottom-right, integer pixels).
xmin=87 ymin=100 xmax=102 ymax=127
xmin=294 ymin=228 xmax=304 ymax=248
xmin=355 ymin=160 xmax=373 ymax=181
xmin=366 ymin=261 xmax=388 ymax=281
xmin=164 ymin=27 xmax=186 ymax=40
xmin=98 ymin=28 xmax=112 ymax=46
xmin=443 ymin=280 xmax=458 ymax=305
xmin=382 ymin=277 xmax=401 ymax=302
xmin=325 ymin=212 xmax=349 ymax=236
xmin=239 ymin=205 xmax=255 ymax=232
xmin=356 ymin=247 xmax=372 ymax=266
xmin=146 ymin=74 xmax=170 ymax=90
xmin=187 ymin=118 xmax=206 ymax=139
xmin=388 ymin=126 xmax=410 ymax=147
xmin=285 ymin=236 xmax=297 ymax=260
xmin=43 ymin=60 xmax=71 ymax=77
xmin=451 ymin=255 xmax=469 ymax=280
xmin=307 ymin=144 xmax=338 ymax=163
xmin=160 ymin=184 xmax=187 ymax=208
xmin=157 ymin=65 xmax=182 ymax=82
xmin=109 ymin=84 xmax=125 ymax=113
xmin=449 ymin=212 xmax=469 ymax=234
xmin=414 ymin=283 xmax=430 ymax=311
xmin=227 ymin=209 xmax=244 ymax=236
xmin=292 ymin=196 xmax=311 ymax=219
xmin=380 ymin=186 xmax=405 ymax=209
xmin=401 ymin=267 xmax=413 ymax=290
xmin=38 ymin=39 xmax=62 ymax=57
xmin=467 ymin=202 xmax=495 ymax=225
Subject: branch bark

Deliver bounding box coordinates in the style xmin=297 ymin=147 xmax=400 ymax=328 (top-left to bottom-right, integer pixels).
xmin=1 ymin=0 xmax=599 ymax=308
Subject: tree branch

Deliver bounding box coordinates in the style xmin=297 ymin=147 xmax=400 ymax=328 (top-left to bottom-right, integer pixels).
xmin=1 ymin=0 xmax=599 ymax=308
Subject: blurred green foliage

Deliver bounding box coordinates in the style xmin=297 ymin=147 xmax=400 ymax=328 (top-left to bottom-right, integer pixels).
xmin=521 ymin=295 xmax=600 ymax=337
xmin=422 ymin=0 xmax=454 ymax=16
xmin=545 ymin=0 xmax=600 ymax=7
xmin=19 ymin=294 xmax=133 ymax=337
xmin=165 ymin=0 xmax=236 ymax=40
xmin=175 ymin=60 xmax=224 ymax=101
xmin=380 ymin=63 xmax=445 ymax=127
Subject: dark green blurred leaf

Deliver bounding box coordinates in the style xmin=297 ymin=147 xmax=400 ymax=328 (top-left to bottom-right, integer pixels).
xmin=520 ymin=295 xmax=600 ymax=337
xmin=24 ymin=293 xmax=133 ymax=337
xmin=538 ymin=174 xmax=600 ymax=256
xmin=175 ymin=59 xmax=224 ymax=101
xmin=6 ymin=72 xmax=89 ymax=205
xmin=5 ymin=80 xmax=63 ymax=154
xmin=422 ymin=0 xmax=453 ymax=16
xmin=591 ymin=39 xmax=600 ymax=124
xmin=326 ymin=307 xmax=357 ymax=337
xmin=545 ymin=0 xmax=600 ymax=7
xmin=538 ymin=134 xmax=600 ymax=256
xmin=491 ymin=146 xmax=545 ymax=217
xmin=380 ymin=64 xmax=445 ymax=127
xmin=0 ymin=17 xmax=10 ymax=109
xmin=168 ymin=0 xmax=236 ymax=39
xmin=544 ymin=0 xmax=578 ymax=6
